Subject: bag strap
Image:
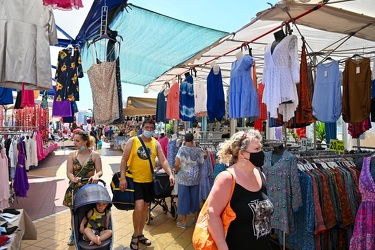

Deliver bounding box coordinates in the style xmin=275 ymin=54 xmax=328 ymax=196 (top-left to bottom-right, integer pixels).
xmin=225 ymin=169 xmax=236 ymax=201
xmin=137 ymin=135 xmax=154 ymax=176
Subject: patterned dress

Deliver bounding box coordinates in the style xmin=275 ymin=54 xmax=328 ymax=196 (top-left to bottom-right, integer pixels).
xmin=350 ymin=157 xmax=375 ymax=249
xmin=263 ymin=150 xmax=302 ymax=234
xmin=63 ymin=151 xmax=95 ymax=208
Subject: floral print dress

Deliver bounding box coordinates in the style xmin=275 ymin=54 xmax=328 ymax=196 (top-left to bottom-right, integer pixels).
xmin=63 ymin=151 xmax=95 ymax=208
xmin=350 ymin=156 xmax=375 ymax=249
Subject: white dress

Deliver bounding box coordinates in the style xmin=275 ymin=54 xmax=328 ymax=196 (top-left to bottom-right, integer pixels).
xmin=194 ymin=79 xmax=207 ymax=117
xmin=262 ymin=35 xmax=300 ymax=121
xmin=0 ymin=0 xmax=58 ymax=90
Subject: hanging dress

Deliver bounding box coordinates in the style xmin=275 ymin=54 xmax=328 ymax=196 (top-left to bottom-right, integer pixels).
xmin=206 ymin=67 xmax=225 ymax=121
xmin=166 ymin=82 xmax=180 ymax=120
xmin=0 ymin=147 xmax=9 ymax=210
xmin=229 ymin=54 xmax=259 ymax=120
xmin=342 ymin=57 xmax=371 ymax=123
xmin=262 ymin=35 xmax=299 ymax=121
xmin=179 ymin=75 xmax=195 ymax=121
xmin=156 ymin=89 xmax=167 ymax=122
xmin=312 ymin=60 xmax=342 ymax=123
xmin=87 ymin=45 xmax=120 ymax=124
xmin=13 ymin=137 xmax=30 ymax=198
xmin=54 ymin=47 xmax=84 ymax=102
xmin=350 ymin=157 xmax=375 ymax=250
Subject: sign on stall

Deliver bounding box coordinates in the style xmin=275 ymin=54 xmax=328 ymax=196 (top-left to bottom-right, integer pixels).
xmin=329 ymin=139 xmax=345 ymax=153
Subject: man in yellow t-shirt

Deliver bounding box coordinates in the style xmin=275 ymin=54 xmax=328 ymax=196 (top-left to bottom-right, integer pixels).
xmin=128 ymin=125 xmax=140 ymax=137
xmin=119 ymin=118 xmax=175 ymax=249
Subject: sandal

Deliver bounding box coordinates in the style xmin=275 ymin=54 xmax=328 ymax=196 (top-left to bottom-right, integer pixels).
xmin=130 ymin=235 xmax=139 ymax=250
xmin=138 ymin=234 xmax=151 ymax=246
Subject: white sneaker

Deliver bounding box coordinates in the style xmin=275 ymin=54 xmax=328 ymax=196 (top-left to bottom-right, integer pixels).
xmin=176 ymin=222 xmax=187 ymax=229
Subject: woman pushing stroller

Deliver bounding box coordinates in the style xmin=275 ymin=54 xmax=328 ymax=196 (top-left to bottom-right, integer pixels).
xmin=63 ymin=129 xmax=103 ymax=245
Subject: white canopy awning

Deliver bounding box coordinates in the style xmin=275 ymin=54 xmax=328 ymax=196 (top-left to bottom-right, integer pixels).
xmin=146 ymin=0 xmax=375 ymax=91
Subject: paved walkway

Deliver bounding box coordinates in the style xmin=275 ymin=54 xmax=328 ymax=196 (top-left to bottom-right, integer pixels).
xmin=9 ymin=143 xmax=196 ymax=250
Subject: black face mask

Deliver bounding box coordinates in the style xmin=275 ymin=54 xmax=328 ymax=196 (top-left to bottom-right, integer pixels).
xmin=245 ymin=150 xmax=265 ymax=168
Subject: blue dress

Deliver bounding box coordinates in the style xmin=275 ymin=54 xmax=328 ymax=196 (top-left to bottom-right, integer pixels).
xmin=199 ymin=157 xmax=213 ymax=202
xmin=156 ymin=89 xmax=167 ymax=122
xmin=206 ymin=68 xmax=225 ymax=121
xmin=179 ymin=75 xmax=195 ymax=121
xmin=312 ymin=60 xmax=342 ymax=122
xmin=229 ymin=55 xmax=259 ymax=119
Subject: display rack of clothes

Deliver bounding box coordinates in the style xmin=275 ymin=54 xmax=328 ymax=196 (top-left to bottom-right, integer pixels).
xmin=268 ymin=150 xmax=371 ymax=250
xmin=0 ymin=141 xmax=9 ymax=210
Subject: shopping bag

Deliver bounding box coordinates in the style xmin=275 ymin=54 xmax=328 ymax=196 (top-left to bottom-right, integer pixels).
xmin=192 ymin=170 xmax=236 ymax=250
xmin=171 ymin=172 xmax=178 ymax=196
xmin=110 ymin=171 xmax=135 ymax=210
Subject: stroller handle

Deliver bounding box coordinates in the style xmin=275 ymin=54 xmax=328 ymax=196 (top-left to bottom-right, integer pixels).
xmin=81 ymin=178 xmax=106 ymax=186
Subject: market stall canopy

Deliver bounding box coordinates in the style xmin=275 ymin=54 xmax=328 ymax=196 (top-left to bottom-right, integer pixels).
xmin=123 ymin=92 xmax=158 ymax=116
xmin=57 ymin=2 xmax=228 ymax=88
xmin=146 ymin=0 xmax=375 ymax=91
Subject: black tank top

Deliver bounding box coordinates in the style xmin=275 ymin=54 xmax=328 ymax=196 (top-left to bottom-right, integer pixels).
xmin=226 ymin=170 xmax=274 ymax=249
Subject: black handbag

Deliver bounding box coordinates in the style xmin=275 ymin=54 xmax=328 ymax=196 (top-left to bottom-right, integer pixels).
xmin=110 ymin=171 xmax=135 ymax=210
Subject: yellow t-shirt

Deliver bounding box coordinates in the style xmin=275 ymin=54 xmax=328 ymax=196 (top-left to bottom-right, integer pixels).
xmin=127 ymin=136 xmax=156 ymax=183
xmin=128 ymin=129 xmax=137 ymax=137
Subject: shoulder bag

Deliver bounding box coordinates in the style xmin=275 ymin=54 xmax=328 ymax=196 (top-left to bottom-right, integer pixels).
xmin=192 ymin=170 xmax=236 ymax=250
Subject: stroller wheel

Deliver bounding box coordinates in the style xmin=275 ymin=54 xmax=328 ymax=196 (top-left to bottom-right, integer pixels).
xmin=146 ymin=204 xmax=151 ymax=225
xmin=162 ymin=200 xmax=168 ymax=214
xmin=171 ymin=202 xmax=178 ymax=220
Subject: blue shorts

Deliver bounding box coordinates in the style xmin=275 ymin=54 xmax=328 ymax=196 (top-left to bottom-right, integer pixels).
xmin=177 ymin=184 xmax=200 ymax=215
xmin=134 ymin=182 xmax=154 ymax=203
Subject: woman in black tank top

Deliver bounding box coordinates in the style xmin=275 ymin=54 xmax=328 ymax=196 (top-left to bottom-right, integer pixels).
xmin=204 ymin=130 xmax=273 ymax=250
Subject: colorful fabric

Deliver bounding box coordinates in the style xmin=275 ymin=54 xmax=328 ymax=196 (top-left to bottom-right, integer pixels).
xmin=284 ymin=171 xmax=315 ymax=250
xmin=166 ymin=82 xmax=180 ymax=120
xmin=43 ymin=0 xmax=83 ymax=10
xmin=350 ymin=157 xmax=375 ymax=250
xmin=179 ymin=75 xmax=195 ymax=121
xmin=176 ymin=146 xmax=204 ymax=186
xmin=55 ymin=47 xmax=83 ymax=102
xmin=167 ymin=139 xmax=180 ymax=170
xmin=263 ymin=150 xmax=302 ymax=234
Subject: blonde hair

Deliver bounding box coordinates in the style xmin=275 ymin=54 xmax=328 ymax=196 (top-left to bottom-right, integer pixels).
xmin=217 ymin=129 xmax=262 ymax=165
xmin=75 ymin=131 xmax=96 ymax=148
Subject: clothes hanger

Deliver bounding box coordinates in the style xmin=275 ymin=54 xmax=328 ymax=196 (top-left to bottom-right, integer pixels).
xmin=88 ymin=31 xmax=118 ymax=47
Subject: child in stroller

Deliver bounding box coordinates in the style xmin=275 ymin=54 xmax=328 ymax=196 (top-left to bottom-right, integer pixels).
xmin=80 ymin=202 xmax=112 ymax=246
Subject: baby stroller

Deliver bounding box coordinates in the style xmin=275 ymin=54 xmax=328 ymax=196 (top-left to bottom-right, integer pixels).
xmin=146 ymin=171 xmax=177 ymax=224
xmin=73 ymin=179 xmax=113 ymax=250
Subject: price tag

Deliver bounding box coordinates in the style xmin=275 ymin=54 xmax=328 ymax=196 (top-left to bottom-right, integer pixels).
xmin=301 ymin=138 xmax=313 ymax=150
xmin=329 ymin=139 xmax=345 ymax=153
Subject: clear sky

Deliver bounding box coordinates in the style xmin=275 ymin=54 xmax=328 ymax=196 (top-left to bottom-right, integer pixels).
xmin=71 ymin=0 xmax=278 ymax=111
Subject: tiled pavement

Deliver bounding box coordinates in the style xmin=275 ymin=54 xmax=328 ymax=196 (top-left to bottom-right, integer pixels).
xmin=9 ymin=143 xmax=197 ymax=250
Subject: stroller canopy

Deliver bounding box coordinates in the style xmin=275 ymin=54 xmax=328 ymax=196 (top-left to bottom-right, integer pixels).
xmin=73 ymin=184 xmax=112 ymax=212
